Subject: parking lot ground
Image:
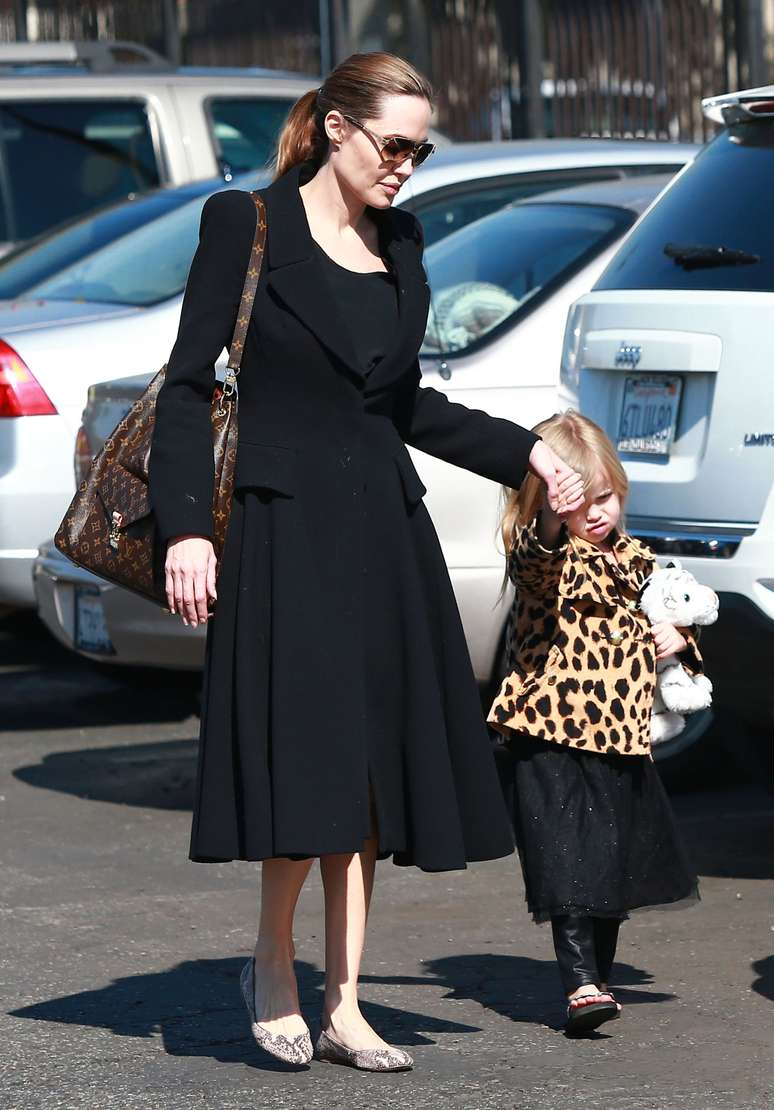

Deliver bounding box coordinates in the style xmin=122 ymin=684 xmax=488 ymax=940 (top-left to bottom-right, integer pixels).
xmin=1 ymin=613 xmax=773 ymax=1110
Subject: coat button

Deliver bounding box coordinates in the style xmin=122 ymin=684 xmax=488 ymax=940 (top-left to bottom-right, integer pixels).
xmin=608 ymin=629 xmax=625 ymax=645
xmin=547 ymin=674 xmax=557 ymax=686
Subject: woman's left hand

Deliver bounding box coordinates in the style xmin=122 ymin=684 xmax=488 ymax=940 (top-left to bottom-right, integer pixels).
xmin=651 ymin=622 xmax=689 ymax=660
xmin=528 ymin=440 xmax=585 ymax=514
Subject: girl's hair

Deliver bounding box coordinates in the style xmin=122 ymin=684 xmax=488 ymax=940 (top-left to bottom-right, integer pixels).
xmin=274 ymin=51 xmax=434 ymax=178
xmin=501 ymin=411 xmax=629 ymax=556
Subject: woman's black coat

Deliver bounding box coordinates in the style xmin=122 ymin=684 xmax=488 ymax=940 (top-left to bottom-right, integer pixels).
xmin=149 ymin=161 xmax=538 ymax=870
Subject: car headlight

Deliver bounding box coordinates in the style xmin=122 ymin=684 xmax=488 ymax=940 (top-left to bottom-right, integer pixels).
xmin=560 ymin=303 xmax=583 ymax=395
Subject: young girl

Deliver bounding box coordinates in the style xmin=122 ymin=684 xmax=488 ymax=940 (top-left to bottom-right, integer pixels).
xmin=488 ymin=411 xmax=701 ymax=1035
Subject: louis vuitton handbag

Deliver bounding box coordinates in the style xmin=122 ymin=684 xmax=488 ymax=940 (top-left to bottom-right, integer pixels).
xmin=54 ymin=192 xmax=266 ymax=607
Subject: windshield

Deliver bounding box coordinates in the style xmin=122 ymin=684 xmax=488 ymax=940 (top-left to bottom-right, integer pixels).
xmin=422 ymin=201 xmax=631 ymax=355
xmin=0 ymin=176 xmax=256 ymax=306
xmin=596 ymin=122 xmax=774 ymax=292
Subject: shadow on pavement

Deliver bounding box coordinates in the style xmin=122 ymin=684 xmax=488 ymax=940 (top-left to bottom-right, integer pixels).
xmin=422 ymin=953 xmax=672 ymax=1031
xmin=9 ymin=958 xmax=479 ymax=1069
xmin=0 ymin=611 xmax=199 ymax=731
xmin=751 ymin=955 xmax=774 ymax=1002
xmin=670 ymin=788 xmax=774 ymax=881
xmin=14 ymin=738 xmax=198 ymax=810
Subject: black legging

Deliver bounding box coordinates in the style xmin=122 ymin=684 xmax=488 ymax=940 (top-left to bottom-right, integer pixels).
xmin=551 ymin=914 xmax=622 ymax=994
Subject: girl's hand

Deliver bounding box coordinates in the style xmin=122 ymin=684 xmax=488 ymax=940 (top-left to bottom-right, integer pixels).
xmin=165 ymin=535 xmax=217 ymax=626
xmin=651 ymin=622 xmax=688 ymax=660
xmin=528 ymin=440 xmax=585 ymax=515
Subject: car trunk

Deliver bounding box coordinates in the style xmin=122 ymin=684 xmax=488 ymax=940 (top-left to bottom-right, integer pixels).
xmin=574 ymin=289 xmax=774 ymax=526
xmin=82 ymin=372 xmax=153 ymax=454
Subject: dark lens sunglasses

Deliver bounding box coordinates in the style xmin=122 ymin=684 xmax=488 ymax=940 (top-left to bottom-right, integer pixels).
xmin=341 ymin=113 xmax=436 ymax=167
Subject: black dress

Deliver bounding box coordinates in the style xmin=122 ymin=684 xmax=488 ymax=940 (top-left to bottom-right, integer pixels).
xmin=313 ymin=244 xmax=496 ymax=863
xmin=312 ymin=242 xmax=399 ymax=377
xmin=497 ymin=733 xmax=699 ymax=923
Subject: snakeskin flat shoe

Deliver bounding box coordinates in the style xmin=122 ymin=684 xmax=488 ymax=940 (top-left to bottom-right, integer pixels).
xmin=314 ymin=1027 xmax=413 ymax=1071
xmin=239 ymin=959 xmax=313 ymax=1065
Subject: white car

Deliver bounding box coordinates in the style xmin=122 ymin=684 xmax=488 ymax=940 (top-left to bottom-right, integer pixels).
xmin=33 ymin=175 xmax=673 ymax=689
xmin=0 ymin=42 xmax=319 ymax=252
xmin=560 ymin=83 xmax=774 ymax=753
xmin=1 ymin=140 xmax=696 ymax=610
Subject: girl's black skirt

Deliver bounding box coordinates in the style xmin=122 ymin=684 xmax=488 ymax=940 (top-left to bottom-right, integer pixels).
xmin=496 ymin=733 xmax=699 ymax=923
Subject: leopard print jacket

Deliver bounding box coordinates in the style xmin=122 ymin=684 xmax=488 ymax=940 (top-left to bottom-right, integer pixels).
xmin=487 ymin=521 xmax=703 ymax=757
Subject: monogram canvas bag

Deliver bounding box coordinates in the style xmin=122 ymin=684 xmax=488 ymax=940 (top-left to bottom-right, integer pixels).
xmin=54 ymin=192 xmax=266 ymax=606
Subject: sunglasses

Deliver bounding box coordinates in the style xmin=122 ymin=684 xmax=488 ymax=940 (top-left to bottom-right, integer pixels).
xmin=341 ymin=113 xmax=436 ymax=167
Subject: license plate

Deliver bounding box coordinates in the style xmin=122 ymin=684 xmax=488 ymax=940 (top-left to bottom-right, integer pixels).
xmin=74 ymin=588 xmax=115 ymax=655
xmin=617 ymin=375 xmax=683 ymax=456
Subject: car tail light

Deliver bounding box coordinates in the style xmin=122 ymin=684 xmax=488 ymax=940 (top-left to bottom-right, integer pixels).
xmin=74 ymin=424 xmax=95 ymax=486
xmin=0 ymin=340 xmax=57 ymax=416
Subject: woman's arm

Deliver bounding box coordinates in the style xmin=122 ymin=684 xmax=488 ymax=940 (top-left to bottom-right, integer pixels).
xmin=397 ymin=361 xmax=539 ymax=489
xmin=149 ymin=189 xmax=258 ymax=545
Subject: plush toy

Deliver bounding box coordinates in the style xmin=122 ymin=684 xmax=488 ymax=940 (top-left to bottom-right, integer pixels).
xmin=639 ymin=560 xmax=719 ymax=745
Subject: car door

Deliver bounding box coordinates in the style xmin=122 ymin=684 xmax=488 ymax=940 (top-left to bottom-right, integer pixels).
xmin=411 ymin=198 xmax=635 ymax=677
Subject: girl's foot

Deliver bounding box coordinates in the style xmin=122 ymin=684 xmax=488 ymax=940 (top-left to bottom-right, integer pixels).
xmin=251 ymin=944 xmax=310 ymax=1041
xmin=565 ymin=986 xmax=620 ymax=1035
xmin=599 ymin=982 xmax=623 ymax=1012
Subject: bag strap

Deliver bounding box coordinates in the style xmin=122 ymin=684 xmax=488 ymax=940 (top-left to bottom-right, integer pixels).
xmin=221 ymin=191 xmax=267 ymax=400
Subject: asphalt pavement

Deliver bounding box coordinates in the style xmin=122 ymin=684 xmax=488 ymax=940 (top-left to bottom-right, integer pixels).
xmin=1 ymin=612 xmax=773 ymax=1110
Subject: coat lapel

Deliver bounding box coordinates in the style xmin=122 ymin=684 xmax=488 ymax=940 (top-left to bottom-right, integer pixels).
xmin=260 ymin=162 xmax=428 ymax=391
xmin=364 ymin=209 xmax=430 ymax=395
xmin=262 ymin=164 xmax=360 ymax=377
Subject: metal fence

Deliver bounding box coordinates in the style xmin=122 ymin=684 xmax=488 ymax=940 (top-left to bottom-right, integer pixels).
xmin=2 ymin=0 xmax=773 ymax=143
xmin=428 ymin=0 xmax=774 ymax=143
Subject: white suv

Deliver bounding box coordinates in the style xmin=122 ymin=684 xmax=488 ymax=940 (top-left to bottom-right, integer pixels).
xmin=560 ymin=84 xmax=774 ymax=745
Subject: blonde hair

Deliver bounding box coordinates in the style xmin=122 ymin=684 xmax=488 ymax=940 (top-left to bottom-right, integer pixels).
xmin=274 ymin=51 xmax=434 ymax=178
xmin=501 ymin=411 xmax=629 ymax=556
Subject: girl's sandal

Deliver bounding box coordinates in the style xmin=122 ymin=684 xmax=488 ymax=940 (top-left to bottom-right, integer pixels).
xmin=565 ymin=991 xmax=621 ymax=1035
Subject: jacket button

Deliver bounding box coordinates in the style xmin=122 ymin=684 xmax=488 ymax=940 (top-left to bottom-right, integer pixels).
xmin=547 ymin=674 xmax=557 ymax=686
xmin=608 ymin=630 xmax=625 ymax=645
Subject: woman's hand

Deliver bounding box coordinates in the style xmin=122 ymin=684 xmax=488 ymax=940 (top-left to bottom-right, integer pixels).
xmin=651 ymin=622 xmax=688 ymax=661
xmin=528 ymin=440 xmax=585 ymax=515
xmin=165 ymin=535 xmax=217 ymax=626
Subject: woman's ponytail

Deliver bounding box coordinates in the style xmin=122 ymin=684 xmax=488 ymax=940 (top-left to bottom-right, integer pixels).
xmin=274 ymin=89 xmax=327 ymax=178
xmin=273 ymin=53 xmax=434 ymax=180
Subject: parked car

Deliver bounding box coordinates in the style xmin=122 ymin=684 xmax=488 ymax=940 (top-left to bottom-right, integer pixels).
xmin=34 ymin=175 xmax=675 ymax=702
xmin=0 ymin=170 xmax=266 ymax=609
xmin=0 ymin=40 xmax=318 ymax=252
xmin=3 ymin=139 xmax=697 ymax=610
xmin=399 ymin=137 xmax=697 ymax=246
xmin=559 ymin=83 xmax=774 ymax=763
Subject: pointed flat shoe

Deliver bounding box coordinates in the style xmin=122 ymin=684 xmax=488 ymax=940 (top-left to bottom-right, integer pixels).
xmin=314 ymin=1027 xmax=413 ymax=1072
xmin=239 ymin=959 xmax=313 ymax=1065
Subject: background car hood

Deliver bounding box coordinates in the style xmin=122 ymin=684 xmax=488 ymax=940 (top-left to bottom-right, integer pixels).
xmin=0 ymin=298 xmax=140 ymax=333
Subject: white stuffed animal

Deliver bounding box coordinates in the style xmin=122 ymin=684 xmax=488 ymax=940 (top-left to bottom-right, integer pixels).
xmin=639 ymin=560 xmax=719 ymax=745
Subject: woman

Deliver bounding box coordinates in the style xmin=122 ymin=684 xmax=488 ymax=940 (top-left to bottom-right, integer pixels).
xmin=149 ymin=52 xmax=583 ymax=1071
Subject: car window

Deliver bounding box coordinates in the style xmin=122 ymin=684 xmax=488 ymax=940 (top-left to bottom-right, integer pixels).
xmin=407 ymin=169 xmax=638 ymax=247
xmin=19 ymin=193 xmax=209 ymax=306
xmin=207 ymin=97 xmax=295 ymax=173
xmin=597 ymin=123 xmax=774 ymax=292
xmin=422 ymin=201 xmax=632 ymax=356
xmin=0 ymin=100 xmax=160 ymax=242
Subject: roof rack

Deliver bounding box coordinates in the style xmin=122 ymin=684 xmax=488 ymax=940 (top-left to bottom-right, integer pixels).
xmin=0 ymin=40 xmax=170 ymax=73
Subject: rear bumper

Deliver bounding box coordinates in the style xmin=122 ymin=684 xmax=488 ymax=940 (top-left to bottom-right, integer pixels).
xmin=629 ymin=491 xmax=774 ymax=625
xmin=0 ymin=413 xmax=75 ymax=607
xmin=33 ymin=540 xmax=206 ymax=669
